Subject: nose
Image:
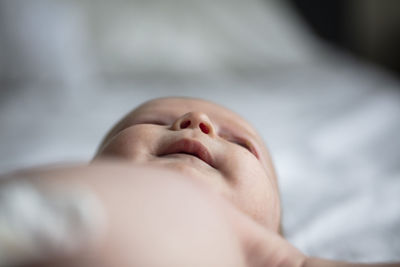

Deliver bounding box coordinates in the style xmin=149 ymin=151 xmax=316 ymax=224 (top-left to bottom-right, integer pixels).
xmin=171 ymin=112 xmax=215 ymax=136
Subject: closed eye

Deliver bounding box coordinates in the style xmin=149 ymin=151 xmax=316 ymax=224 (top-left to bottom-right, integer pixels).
xmin=136 ymin=120 xmax=168 ymax=126
xmin=231 ymin=140 xmax=251 ymax=151
xmin=224 ymin=137 xmax=258 ymax=158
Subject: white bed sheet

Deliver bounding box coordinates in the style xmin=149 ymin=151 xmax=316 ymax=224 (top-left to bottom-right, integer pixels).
xmin=0 ymin=0 xmax=399 ymax=262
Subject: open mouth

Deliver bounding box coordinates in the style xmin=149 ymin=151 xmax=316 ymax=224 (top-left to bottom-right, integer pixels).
xmin=158 ymin=139 xmax=215 ymax=168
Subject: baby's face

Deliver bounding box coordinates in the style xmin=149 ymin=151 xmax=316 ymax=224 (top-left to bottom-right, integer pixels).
xmin=94 ymin=97 xmax=280 ymax=231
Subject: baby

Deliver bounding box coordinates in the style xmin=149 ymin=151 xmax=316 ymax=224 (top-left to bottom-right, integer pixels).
xmin=0 ymin=97 xmax=398 ymax=267
xmin=93 ymin=97 xmax=281 ymax=232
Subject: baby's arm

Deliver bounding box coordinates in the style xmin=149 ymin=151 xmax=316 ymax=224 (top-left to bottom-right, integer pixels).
xmin=0 ymin=161 xmax=399 ymax=267
xmin=0 ymin=162 xmax=247 ymax=267
xmin=304 ymin=259 xmax=400 ymax=267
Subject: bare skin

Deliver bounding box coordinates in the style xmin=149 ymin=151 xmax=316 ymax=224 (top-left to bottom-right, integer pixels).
xmin=93 ymin=97 xmax=281 ymax=231
xmin=4 ymin=162 xmax=399 ymax=267
xmin=3 ymin=162 xmax=303 ymax=267
xmin=1 ymin=97 xmax=399 ymax=266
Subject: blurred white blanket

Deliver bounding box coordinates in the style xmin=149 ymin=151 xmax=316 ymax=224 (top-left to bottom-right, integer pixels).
xmin=0 ymin=0 xmax=399 ymax=262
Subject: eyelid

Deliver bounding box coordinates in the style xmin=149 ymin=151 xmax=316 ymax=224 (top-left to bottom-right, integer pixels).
xmin=220 ymin=134 xmax=259 ymax=159
xmin=136 ymin=120 xmax=168 ymax=126
xmin=236 ymin=139 xmax=259 ymax=158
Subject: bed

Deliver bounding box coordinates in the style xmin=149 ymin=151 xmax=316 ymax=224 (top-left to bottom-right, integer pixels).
xmin=0 ymin=0 xmax=399 ymax=261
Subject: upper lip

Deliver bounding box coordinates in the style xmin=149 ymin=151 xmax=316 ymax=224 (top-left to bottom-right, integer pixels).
xmin=158 ymin=138 xmax=215 ymax=168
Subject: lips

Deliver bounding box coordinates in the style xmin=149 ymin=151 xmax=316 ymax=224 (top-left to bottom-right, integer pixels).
xmin=158 ymin=139 xmax=215 ymax=168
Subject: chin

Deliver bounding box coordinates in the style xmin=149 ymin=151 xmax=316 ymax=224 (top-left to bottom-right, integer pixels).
xmin=154 ymin=160 xmax=230 ymax=194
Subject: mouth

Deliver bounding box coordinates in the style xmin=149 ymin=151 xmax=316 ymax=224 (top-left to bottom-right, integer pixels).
xmin=158 ymin=139 xmax=215 ymax=168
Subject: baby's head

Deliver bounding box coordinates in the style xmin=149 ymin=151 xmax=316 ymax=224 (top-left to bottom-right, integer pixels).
xmin=93 ymin=97 xmax=281 ymax=232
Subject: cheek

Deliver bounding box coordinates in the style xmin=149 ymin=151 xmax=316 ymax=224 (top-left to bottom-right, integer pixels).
xmin=236 ymin=175 xmax=280 ymax=230
xmin=218 ymin=147 xmax=265 ymax=185
xmin=94 ymin=126 xmax=162 ymax=161
xmin=221 ymin=153 xmax=280 ymax=229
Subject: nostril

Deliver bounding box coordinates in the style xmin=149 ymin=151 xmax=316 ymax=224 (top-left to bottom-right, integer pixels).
xmin=199 ymin=123 xmax=210 ymax=134
xmin=180 ymin=120 xmax=191 ymax=129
